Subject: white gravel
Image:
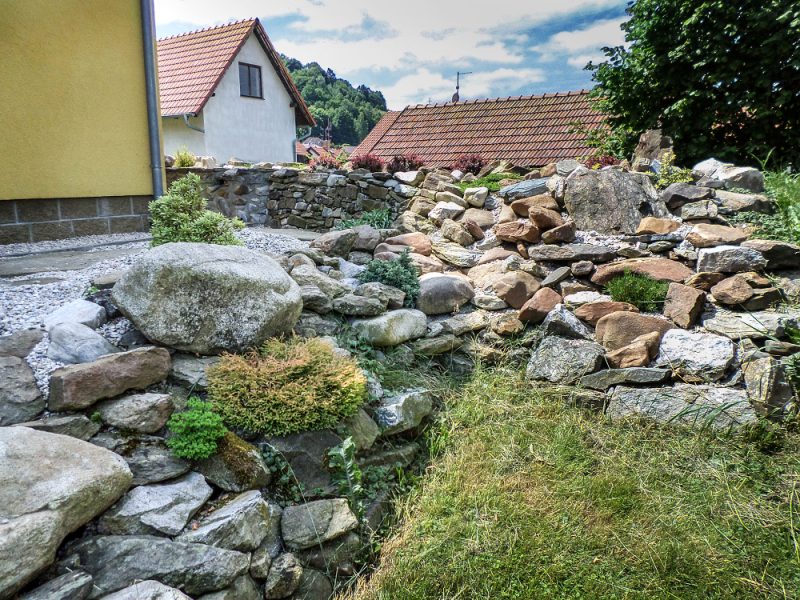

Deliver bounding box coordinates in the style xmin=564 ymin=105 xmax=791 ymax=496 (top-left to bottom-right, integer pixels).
xmin=0 ymin=232 xmax=151 ymax=257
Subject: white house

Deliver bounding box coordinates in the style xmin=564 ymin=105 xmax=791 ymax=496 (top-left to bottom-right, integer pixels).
xmin=158 ymin=19 xmax=314 ymax=164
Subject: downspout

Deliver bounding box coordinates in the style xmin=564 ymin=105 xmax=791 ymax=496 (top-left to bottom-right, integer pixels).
xmin=140 ymin=0 xmax=164 ymax=198
xmin=183 ymin=114 xmax=205 ymax=133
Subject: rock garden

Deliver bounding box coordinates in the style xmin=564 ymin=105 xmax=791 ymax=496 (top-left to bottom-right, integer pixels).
xmin=2 ymin=136 xmax=800 ymax=600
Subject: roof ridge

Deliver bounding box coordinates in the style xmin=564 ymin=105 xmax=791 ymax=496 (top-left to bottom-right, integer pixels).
xmin=404 ymin=89 xmax=591 ymax=110
xmin=157 ymin=18 xmax=255 ymax=42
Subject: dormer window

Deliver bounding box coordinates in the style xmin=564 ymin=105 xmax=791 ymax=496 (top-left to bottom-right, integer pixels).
xmin=239 ymin=63 xmax=262 ymax=99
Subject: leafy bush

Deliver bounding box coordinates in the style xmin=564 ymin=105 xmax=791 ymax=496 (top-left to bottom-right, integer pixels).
xmin=174 ymin=146 xmax=196 ymax=168
xmin=149 ymin=174 xmax=244 ymax=246
xmin=604 ymin=269 xmax=669 ymax=312
xmin=456 ymin=172 xmax=522 ymax=194
xmin=207 ymin=336 xmax=367 ymax=436
xmin=309 ymin=154 xmax=340 ymax=170
xmin=728 ymin=211 xmax=796 ymax=244
xmin=328 ymin=437 xmax=364 ymax=516
xmin=357 ymin=248 xmax=420 ymax=308
xmin=568 ymin=120 xmax=639 ymax=160
xmin=452 ymin=153 xmax=487 ymax=175
xmin=166 ymin=397 xmax=227 ymax=460
xmin=334 ymin=208 xmax=394 ymax=231
xmin=350 ymin=153 xmax=385 ymax=172
xmin=387 ymin=153 xmax=425 ymax=174
xmin=584 ymin=153 xmax=621 ymax=169
xmin=655 ymin=155 xmax=694 ymax=190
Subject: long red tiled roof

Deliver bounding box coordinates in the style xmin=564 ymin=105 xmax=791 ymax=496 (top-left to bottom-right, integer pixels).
xmin=157 ymin=19 xmax=314 ymax=127
xmin=351 ymin=92 xmax=604 ymax=167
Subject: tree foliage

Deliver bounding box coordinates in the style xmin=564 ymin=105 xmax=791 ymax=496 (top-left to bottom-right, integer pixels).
xmin=588 ymin=0 xmax=800 ymax=165
xmin=282 ymin=55 xmax=387 ymax=145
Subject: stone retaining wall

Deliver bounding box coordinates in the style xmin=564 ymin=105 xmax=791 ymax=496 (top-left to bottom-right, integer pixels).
xmin=167 ymin=166 xmax=416 ymax=232
xmin=0 ymin=196 xmax=151 ymax=245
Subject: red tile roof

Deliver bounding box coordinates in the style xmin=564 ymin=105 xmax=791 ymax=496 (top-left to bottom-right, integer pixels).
xmin=157 ymin=19 xmax=314 ymax=127
xmin=351 ymin=92 xmax=605 ymax=168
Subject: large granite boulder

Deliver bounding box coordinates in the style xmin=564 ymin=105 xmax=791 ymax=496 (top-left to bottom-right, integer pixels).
xmin=0 ymin=428 xmax=132 ymax=599
xmin=417 ymin=274 xmax=474 ymax=315
xmin=113 ymin=243 xmax=302 ymax=355
xmin=351 ymin=309 xmax=427 ymax=346
xmin=563 ymin=167 xmax=668 ymax=235
xmin=0 ymin=355 xmax=44 ymax=426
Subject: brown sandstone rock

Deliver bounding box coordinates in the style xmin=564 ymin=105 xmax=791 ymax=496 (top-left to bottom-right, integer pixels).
xmin=497 ymin=204 xmax=518 ymax=225
xmin=595 ymin=312 xmax=674 ymax=351
xmin=605 ymin=332 xmax=662 ymax=368
xmin=463 ymin=219 xmax=484 ymax=240
xmin=492 ymin=272 xmax=542 ymax=309
xmin=494 ymin=222 xmax=540 ymax=243
xmin=467 ymin=262 xmax=506 ymax=290
xmin=573 ymin=301 xmax=639 ymax=326
xmin=491 ymin=313 xmax=525 ymax=336
xmin=663 ymin=283 xmax=706 ymax=329
xmin=710 ymin=275 xmax=755 ymax=305
xmin=571 ymin=261 xmax=594 ymax=277
xmin=541 ymin=163 xmax=557 ymax=177
xmin=685 ymin=272 xmax=726 ymax=291
xmin=409 ymin=253 xmax=444 ymax=275
xmin=458 ymin=208 xmax=495 ymax=229
xmin=541 ymin=222 xmax=577 ymax=244
xmin=510 ymin=195 xmax=559 ymax=216
xmin=477 ymin=248 xmax=516 ymax=266
xmin=527 ymin=207 xmax=564 ymax=231
xmin=739 ymin=272 xmax=773 ymax=288
xmin=383 ymin=232 xmax=432 ymax=256
xmin=685 ymin=224 xmax=751 ymax=248
xmin=591 ymin=258 xmax=694 ymax=285
xmin=519 ymin=287 xmax=562 ymax=323
xmin=636 ymin=217 xmax=679 ymax=235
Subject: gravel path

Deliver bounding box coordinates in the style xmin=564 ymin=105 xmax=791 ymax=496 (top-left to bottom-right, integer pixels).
xmin=0 ymin=229 xmax=310 ymax=395
xmin=0 ymin=232 xmax=151 ymax=257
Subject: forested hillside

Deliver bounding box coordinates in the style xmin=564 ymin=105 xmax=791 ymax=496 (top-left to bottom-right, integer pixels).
xmin=281 ymin=55 xmax=387 ymax=145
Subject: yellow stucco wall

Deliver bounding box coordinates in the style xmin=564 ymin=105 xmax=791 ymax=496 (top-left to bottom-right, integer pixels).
xmin=0 ymin=0 xmax=162 ymax=200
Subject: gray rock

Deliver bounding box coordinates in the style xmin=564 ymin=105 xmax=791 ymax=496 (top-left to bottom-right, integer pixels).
xmin=659 ymin=182 xmax=714 ymax=208
xmin=197 ymin=575 xmax=262 ymax=600
xmin=351 ymin=309 xmax=427 ymax=346
xmin=355 ymin=282 xmax=406 ymax=310
xmin=282 ymin=499 xmax=359 ymax=551
xmin=337 ymin=257 xmax=366 ymax=279
xmin=696 ymin=245 xmax=766 ymax=273
xmin=564 ymin=167 xmax=668 ymax=235
xmin=94 ymin=393 xmax=174 ymax=434
xmin=100 ymin=581 xmax=192 ymax=600
xmin=13 ymin=414 xmax=100 ymax=441
xmin=496 ymin=178 xmax=549 ymax=200
xmin=557 ymin=159 xmax=582 ymax=176
xmin=526 ymin=337 xmax=605 ymax=384
xmin=701 ymin=310 xmax=799 ymax=340
xmin=655 ymin=329 xmax=735 ymax=382
xmin=99 ymin=472 xmax=212 ymax=536
xmin=263 ymin=553 xmax=303 ymax=598
xmin=741 ymin=239 xmax=800 ymax=269
xmin=341 ymin=408 xmax=380 ymax=451
xmin=0 ymin=329 xmax=44 ymax=358
xmin=743 ymin=357 xmax=795 ymax=414
xmin=412 ymin=334 xmax=462 ymax=356
xmin=417 ymin=273 xmax=474 ymax=315
xmin=539 ymin=304 xmax=594 ymax=340
xmin=713 ymin=190 xmax=774 ymax=215
xmin=440 ymin=311 xmax=490 ymax=335
xmin=581 ymin=368 xmax=671 ymax=390
xmin=249 ymin=546 xmax=273 ymax=579
xmin=295 ymin=312 xmax=342 ymax=337
xmin=471 ymin=294 xmax=508 ymax=310
xmin=309 ymin=229 xmax=357 ymax=258
xmin=19 ymin=571 xmax=93 ymax=600
xmin=430 ymin=240 xmax=482 ymax=267
xmin=332 ymin=294 xmax=386 ymax=316
xmin=47 ymin=322 xmax=121 ymax=364
xmin=0 ymin=428 xmax=132 ymax=598
xmin=608 ymin=384 xmax=756 ymax=429
xmin=90 ymin=433 xmax=191 ymax=486
xmin=300 ymin=285 xmax=333 ymax=314
xmin=694 ymin=158 xmax=764 ymax=193
xmin=113 ymin=243 xmax=302 ymax=355
xmin=178 ymin=490 xmax=271 ymax=552
xmin=194 ymin=432 xmax=271 ymax=493
xmin=290 ymin=265 xmax=352 ymax=300
xmin=359 ymin=443 xmax=419 ymax=470
xmin=43 ymin=300 xmax=107 ymax=331
xmin=64 ymin=535 xmax=249 ymax=599
xmin=376 ymin=389 xmax=433 ymax=436
xmin=0 ymin=355 xmax=45 ymax=426
xmin=261 ymin=430 xmax=343 ymax=493
xmin=527 ymin=244 xmax=617 ymax=263
xmin=290 ymin=568 xmax=332 ymax=600
xmin=298 ymin=532 xmax=361 ymax=577
xmin=169 ymin=354 xmax=221 ymax=391
xmin=541 ymin=266 xmax=571 ymax=288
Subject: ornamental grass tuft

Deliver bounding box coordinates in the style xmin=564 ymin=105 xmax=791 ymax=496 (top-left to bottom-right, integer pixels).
xmin=604 ymin=269 xmax=669 ymax=312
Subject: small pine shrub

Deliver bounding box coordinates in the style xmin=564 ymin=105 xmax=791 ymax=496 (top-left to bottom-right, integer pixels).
xmin=350 ymin=153 xmax=385 ymax=172
xmin=334 ymin=208 xmax=394 ymax=230
xmin=452 ymin=153 xmax=487 ymax=175
xmin=207 ymin=336 xmax=367 ymax=436
xmin=174 ymin=146 xmax=196 ymax=168
xmin=387 ymin=153 xmax=425 ymax=174
xmin=309 ymin=154 xmax=339 ymax=170
xmin=604 ymin=269 xmax=669 ymax=312
xmin=149 ymin=173 xmax=244 ymax=246
xmin=357 ymin=248 xmax=420 ymax=308
xmin=584 ymin=153 xmax=621 ymax=169
xmin=166 ymin=397 xmax=227 ymax=460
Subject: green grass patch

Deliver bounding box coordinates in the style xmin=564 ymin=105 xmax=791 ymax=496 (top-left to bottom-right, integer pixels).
xmin=334 ymin=208 xmax=394 ymax=231
xmin=350 ymin=366 xmax=800 ymax=600
xmin=728 ymin=170 xmax=800 ymax=244
xmin=604 ymin=269 xmax=669 ymax=312
xmin=457 ymin=173 xmax=522 ymax=194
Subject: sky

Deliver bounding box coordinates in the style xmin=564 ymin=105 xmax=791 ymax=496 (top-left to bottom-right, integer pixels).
xmin=154 ymin=0 xmax=629 ymax=111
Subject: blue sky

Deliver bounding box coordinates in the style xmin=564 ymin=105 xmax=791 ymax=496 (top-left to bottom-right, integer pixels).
xmin=155 ymin=0 xmax=629 ymax=110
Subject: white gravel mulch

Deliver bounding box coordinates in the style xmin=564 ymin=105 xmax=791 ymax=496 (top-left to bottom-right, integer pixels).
xmin=0 ymin=232 xmax=151 ymax=257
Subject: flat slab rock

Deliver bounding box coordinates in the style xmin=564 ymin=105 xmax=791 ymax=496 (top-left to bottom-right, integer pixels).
xmin=18 ymin=570 xmax=94 ymax=600
xmin=701 ymin=309 xmax=799 ymax=340
xmin=527 ymin=336 xmax=606 ymax=384
xmin=90 ymin=433 xmax=191 ymax=486
xmin=281 ymin=499 xmax=358 ymax=551
xmin=581 ymin=368 xmax=671 ymax=390
xmin=608 ymin=384 xmax=756 ymax=429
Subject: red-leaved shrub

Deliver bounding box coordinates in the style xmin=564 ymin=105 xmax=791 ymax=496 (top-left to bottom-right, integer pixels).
xmin=584 ymin=153 xmax=620 ymax=169
xmin=386 ymin=153 xmax=425 ymax=174
xmin=452 ymin=153 xmax=486 ymax=175
xmin=350 ymin=154 xmax=385 ymax=172
xmin=309 ymin=154 xmax=339 ymax=170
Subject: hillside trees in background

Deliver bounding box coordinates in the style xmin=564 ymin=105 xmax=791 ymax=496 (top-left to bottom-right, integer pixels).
xmin=588 ymin=0 xmax=800 ymax=166
xmin=282 ymin=55 xmax=387 ymax=145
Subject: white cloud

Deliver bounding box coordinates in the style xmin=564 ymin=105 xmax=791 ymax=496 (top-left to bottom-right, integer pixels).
xmin=532 ymin=18 xmax=626 ymax=63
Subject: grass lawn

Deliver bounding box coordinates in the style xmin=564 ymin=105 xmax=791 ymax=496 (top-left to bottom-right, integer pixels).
xmin=348 ymin=364 xmax=800 ymax=600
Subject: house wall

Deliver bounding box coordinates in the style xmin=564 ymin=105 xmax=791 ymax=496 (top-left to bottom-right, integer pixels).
xmin=202 ymin=33 xmax=297 ymax=163
xmin=162 ymin=113 xmax=207 ymax=158
xmin=0 ymin=0 xmax=161 ymax=243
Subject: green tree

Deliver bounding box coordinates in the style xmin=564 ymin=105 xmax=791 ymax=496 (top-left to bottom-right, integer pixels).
xmin=588 ymin=0 xmax=800 ymax=165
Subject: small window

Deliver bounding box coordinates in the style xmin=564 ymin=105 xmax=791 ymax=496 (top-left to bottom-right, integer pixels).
xmin=239 ymin=63 xmax=262 ymax=98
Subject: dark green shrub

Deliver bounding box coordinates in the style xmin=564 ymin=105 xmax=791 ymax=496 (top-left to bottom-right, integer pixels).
xmin=149 ymin=174 xmax=244 ymax=246
xmin=604 ymin=269 xmax=669 ymax=312
xmin=174 ymin=145 xmax=196 ymax=168
xmin=357 ymin=248 xmax=420 ymax=307
xmin=334 ymin=208 xmax=393 ymax=230
xmin=207 ymin=336 xmax=367 ymax=436
xmin=166 ymin=397 xmax=227 ymax=459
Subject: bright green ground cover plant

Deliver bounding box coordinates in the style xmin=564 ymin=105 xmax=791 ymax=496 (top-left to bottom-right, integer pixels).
xmin=604 ymin=269 xmax=669 ymax=312
xmin=347 ymin=365 xmax=800 ymax=600
xmin=457 ymin=173 xmax=522 ymax=194
xmin=166 ymin=397 xmax=227 ymax=460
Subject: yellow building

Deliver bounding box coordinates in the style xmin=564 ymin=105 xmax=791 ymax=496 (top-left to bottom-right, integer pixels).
xmin=0 ymin=0 xmax=164 ymax=244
